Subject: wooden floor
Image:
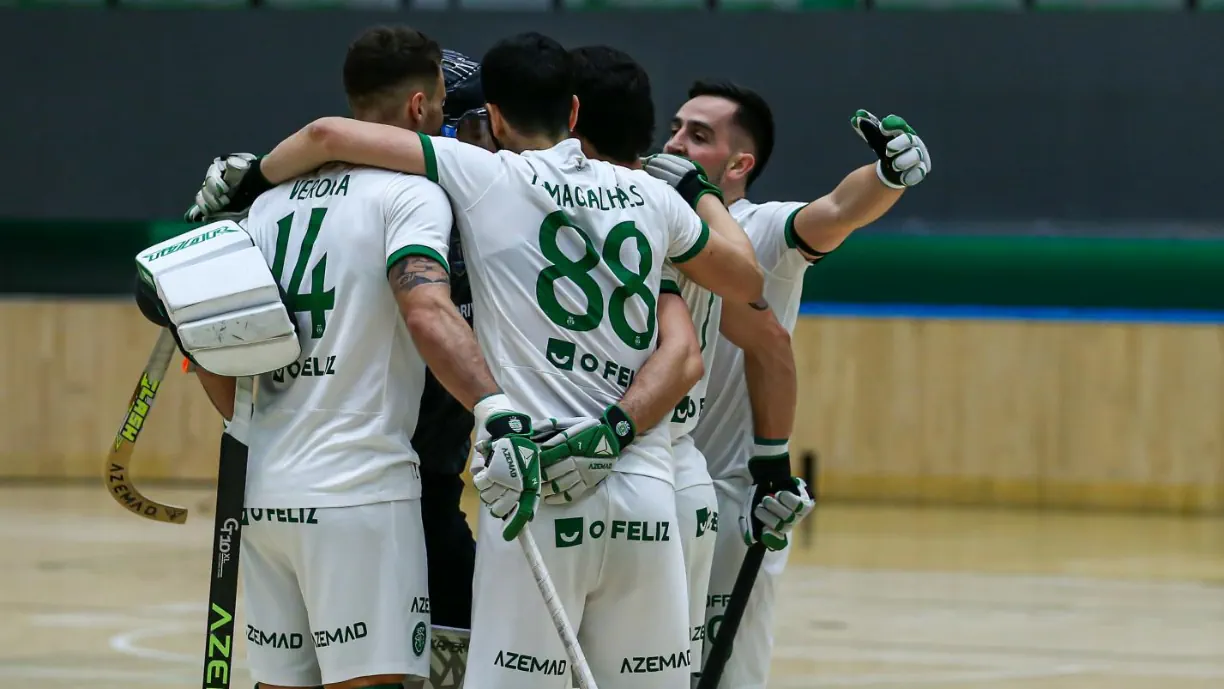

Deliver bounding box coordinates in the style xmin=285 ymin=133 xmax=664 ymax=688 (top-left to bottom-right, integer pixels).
xmin=2 ymin=486 xmax=1223 ymax=688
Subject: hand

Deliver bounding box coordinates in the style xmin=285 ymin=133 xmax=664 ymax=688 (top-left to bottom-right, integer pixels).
xmin=850 ymin=110 xmax=931 ymax=190
xmin=184 ymin=153 xmax=270 ymax=222
xmin=739 ymin=454 xmax=815 ymax=551
xmin=532 ymin=408 xmax=633 ymax=505
xmin=641 ymin=153 xmax=724 ymax=208
xmin=470 ymin=394 xmax=541 ymax=540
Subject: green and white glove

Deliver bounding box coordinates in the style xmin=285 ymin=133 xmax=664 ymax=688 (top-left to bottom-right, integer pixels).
xmin=469 ymin=394 xmax=541 ymax=541
xmin=531 ymin=405 xmax=636 ymax=505
xmin=184 ymin=153 xmax=274 ymax=223
xmin=740 ymin=440 xmax=815 ymax=551
xmin=641 ymin=153 xmax=724 ymax=208
xmin=850 ymin=110 xmax=931 ymax=190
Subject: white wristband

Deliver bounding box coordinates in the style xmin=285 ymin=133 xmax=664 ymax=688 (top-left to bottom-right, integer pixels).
xmin=752 ymin=438 xmax=789 ymax=459
xmin=473 ymin=392 xmax=511 ymax=430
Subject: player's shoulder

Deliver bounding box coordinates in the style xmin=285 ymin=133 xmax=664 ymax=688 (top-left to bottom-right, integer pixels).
xmin=729 ymin=198 xmax=806 ymax=231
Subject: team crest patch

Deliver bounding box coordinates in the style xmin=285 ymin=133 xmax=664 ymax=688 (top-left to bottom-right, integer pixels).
xmin=413 ymin=621 xmax=428 ymax=656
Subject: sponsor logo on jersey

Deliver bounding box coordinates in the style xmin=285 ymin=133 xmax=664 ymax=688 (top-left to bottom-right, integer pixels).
xmin=270 ymin=355 xmax=337 ymax=383
xmin=240 ymin=508 xmax=319 ymax=525
xmin=695 ymin=507 xmax=719 ymax=538
xmin=619 ymin=650 xmax=691 ymax=674
xmin=412 ymin=621 xmax=428 ymax=657
xmin=246 ymin=625 xmax=305 ymax=649
xmin=670 ymin=395 xmax=707 ymax=424
xmin=411 ymin=596 xmax=431 ymax=614
xmin=554 ymin=517 xmax=670 ymax=547
xmin=691 ymin=625 xmax=706 ymax=642
xmin=493 ymin=650 xmax=568 ymax=676
xmin=545 ymin=337 xmax=576 ymax=371
xmin=554 ymin=517 xmax=584 ymax=548
xmin=542 ymin=338 xmax=637 ymax=389
xmin=312 ymin=621 xmax=368 ymax=648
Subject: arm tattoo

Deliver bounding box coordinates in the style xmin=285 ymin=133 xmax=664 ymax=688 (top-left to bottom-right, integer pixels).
xmin=390 ymin=255 xmax=449 ymax=294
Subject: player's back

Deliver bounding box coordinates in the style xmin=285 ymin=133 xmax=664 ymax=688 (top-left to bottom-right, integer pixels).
xmin=438 ymin=138 xmax=709 ymax=485
xmin=242 ymin=164 xmax=448 ymax=508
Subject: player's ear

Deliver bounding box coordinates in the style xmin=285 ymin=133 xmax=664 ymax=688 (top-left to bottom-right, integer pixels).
xmin=726 ymin=151 xmax=756 ymax=186
xmin=569 ymin=95 xmax=580 ymax=133
xmin=407 ymin=91 xmax=427 ymax=127
xmin=487 ymin=103 xmax=507 ymax=141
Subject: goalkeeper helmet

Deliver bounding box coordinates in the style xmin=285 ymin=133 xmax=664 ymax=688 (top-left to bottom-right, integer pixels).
xmin=441 ymin=49 xmax=487 ymax=139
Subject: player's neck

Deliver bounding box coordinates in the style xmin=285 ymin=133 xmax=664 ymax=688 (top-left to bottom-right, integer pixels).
xmin=501 ymin=131 xmax=564 ymax=154
xmin=722 ymin=185 xmax=747 ymax=206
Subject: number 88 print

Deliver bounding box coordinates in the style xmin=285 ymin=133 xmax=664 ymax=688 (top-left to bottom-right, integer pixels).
xmin=534 ymin=211 xmax=657 ymax=351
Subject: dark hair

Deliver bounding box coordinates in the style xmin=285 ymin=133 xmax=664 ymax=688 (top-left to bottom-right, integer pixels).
xmin=481 ymin=32 xmax=574 ymax=137
xmin=343 ymin=26 xmax=442 ymax=112
xmin=570 ymin=45 xmax=655 ymax=164
xmin=688 ymin=80 xmax=775 ymax=187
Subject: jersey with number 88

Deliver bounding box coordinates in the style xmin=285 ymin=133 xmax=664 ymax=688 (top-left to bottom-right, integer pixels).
xmin=419 ymin=135 xmax=710 ymax=485
xmin=242 ymin=164 xmax=453 ymax=509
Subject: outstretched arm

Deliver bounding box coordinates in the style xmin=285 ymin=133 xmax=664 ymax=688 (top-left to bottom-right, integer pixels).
xmin=789 ymin=164 xmax=902 ymax=256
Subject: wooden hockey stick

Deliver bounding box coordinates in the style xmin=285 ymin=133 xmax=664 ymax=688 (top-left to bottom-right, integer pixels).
xmin=695 ymin=543 xmax=766 ymax=689
xmin=518 ymin=528 xmax=598 ymax=689
xmin=104 ymin=328 xmax=189 ymax=524
xmin=201 ymin=375 xmax=254 ymax=689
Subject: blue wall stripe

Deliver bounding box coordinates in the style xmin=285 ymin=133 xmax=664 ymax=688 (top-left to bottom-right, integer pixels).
xmin=797 ymin=302 xmax=1224 ymax=325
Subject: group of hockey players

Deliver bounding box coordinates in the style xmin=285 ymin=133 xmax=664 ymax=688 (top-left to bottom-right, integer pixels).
xmin=132 ymin=23 xmax=930 ymax=689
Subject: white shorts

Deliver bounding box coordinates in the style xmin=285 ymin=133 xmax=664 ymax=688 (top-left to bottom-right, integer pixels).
xmin=675 ymin=470 xmax=718 ymax=674
xmin=467 ymin=471 xmax=691 ymax=689
xmin=239 ymin=499 xmax=431 ymax=686
xmin=702 ymin=479 xmax=791 ymax=689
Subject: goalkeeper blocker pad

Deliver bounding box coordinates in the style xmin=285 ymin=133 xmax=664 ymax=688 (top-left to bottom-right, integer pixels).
xmin=135 ymin=220 xmax=301 ymax=377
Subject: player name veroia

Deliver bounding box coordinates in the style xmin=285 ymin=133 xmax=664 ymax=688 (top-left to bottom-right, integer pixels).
xmin=535 ymin=177 xmax=647 ymax=212
xmin=287 ymin=174 xmax=352 ymax=201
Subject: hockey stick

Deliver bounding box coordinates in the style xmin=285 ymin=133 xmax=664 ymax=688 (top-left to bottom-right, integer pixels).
xmin=104 ymin=328 xmax=190 ymax=524
xmin=695 ymin=543 xmax=766 ymax=689
xmin=201 ymin=376 xmax=254 ymax=689
xmin=517 ymin=528 xmax=598 ymax=689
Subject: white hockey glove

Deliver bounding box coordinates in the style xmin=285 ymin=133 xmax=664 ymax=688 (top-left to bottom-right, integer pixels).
xmin=184 ymin=153 xmax=274 ymax=222
xmin=641 ymin=153 xmax=724 ymax=208
xmin=850 ymin=110 xmax=931 ymax=190
xmin=740 ymin=443 xmax=815 ymax=551
xmin=470 ymin=394 xmax=541 ymax=540
xmin=529 ymin=405 xmax=635 ymax=505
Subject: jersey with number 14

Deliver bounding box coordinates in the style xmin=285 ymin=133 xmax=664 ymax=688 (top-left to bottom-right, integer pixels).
xmin=242 ymin=164 xmax=453 ymax=508
xmin=418 ymin=136 xmax=710 ymax=485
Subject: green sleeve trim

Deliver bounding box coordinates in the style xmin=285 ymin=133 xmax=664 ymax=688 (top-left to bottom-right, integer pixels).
xmin=386 ymin=244 xmax=450 ymax=275
xmin=671 ymin=221 xmax=710 ymax=264
xmin=417 ymin=132 xmax=439 ymax=184
xmin=660 ymin=279 xmax=681 ymax=296
xmin=752 ymin=436 xmax=789 ymax=445
xmin=782 ymin=204 xmax=808 ymax=250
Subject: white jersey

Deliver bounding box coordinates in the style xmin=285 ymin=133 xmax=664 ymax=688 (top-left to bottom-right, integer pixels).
xmin=418 ymin=135 xmax=709 ymax=485
xmin=662 ymin=262 xmax=722 ymax=490
xmin=691 ymin=198 xmax=812 ymax=482
xmin=242 ymin=164 xmax=453 ymax=508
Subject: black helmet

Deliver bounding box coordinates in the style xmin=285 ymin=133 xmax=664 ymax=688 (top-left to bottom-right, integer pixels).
xmin=441 ymin=49 xmax=486 ymax=138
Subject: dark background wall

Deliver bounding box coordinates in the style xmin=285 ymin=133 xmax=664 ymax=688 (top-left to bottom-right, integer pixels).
xmin=1 ymin=10 xmax=1221 ymax=226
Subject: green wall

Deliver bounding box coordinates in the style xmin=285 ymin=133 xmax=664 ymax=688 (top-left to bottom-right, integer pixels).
xmin=5 ymin=220 xmax=1223 ymax=316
